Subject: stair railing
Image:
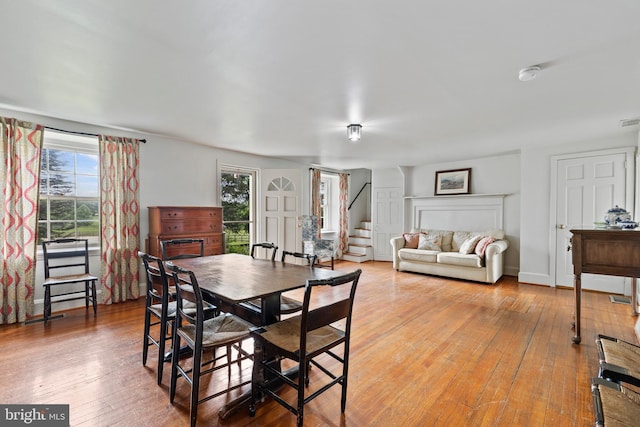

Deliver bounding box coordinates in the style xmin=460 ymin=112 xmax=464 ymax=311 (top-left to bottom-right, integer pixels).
xmin=348 ymin=182 xmax=371 ymax=211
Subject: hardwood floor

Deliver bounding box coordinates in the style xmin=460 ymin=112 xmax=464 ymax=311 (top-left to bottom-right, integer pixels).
xmin=1 ymin=260 xmax=637 ymax=426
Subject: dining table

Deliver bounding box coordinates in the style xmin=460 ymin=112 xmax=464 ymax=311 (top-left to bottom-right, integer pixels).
xmin=168 ymin=252 xmax=345 ymax=419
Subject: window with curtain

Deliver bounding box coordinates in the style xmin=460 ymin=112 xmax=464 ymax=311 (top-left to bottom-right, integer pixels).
xmin=38 ymin=130 xmax=99 ymax=247
xmin=320 ymin=172 xmax=339 ymax=233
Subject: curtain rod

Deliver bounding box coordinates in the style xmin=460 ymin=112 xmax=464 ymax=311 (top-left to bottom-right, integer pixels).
xmin=309 ymin=167 xmax=349 ymax=176
xmin=45 ymin=126 xmax=147 ymax=143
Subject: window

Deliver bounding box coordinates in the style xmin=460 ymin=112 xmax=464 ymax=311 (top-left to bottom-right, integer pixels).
xmin=220 ymin=167 xmax=256 ymax=255
xmin=320 ymin=173 xmax=339 ymax=232
xmin=38 ymin=131 xmax=100 ymax=247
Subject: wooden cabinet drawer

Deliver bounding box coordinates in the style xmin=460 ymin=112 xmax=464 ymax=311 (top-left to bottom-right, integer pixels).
xmin=158 ymin=207 xmax=221 ymax=221
xmin=160 ymin=219 xmax=222 ymax=234
xmin=147 ymin=206 xmax=224 ymax=258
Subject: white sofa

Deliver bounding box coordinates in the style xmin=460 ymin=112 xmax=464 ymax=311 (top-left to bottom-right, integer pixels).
xmin=390 ymin=229 xmax=509 ymax=284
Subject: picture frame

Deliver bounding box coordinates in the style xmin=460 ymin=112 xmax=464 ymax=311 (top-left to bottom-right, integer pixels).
xmin=434 ymin=168 xmax=471 ymax=195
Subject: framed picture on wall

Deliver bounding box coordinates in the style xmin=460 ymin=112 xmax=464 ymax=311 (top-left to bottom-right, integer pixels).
xmin=435 ymin=168 xmax=471 ymax=195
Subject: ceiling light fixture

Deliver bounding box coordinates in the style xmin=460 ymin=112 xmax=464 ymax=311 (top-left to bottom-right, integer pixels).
xmin=518 ymin=65 xmax=541 ymax=82
xmin=347 ymin=124 xmax=362 ymax=142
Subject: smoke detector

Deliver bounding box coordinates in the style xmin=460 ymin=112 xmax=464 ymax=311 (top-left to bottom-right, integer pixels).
xmin=518 ymin=66 xmax=541 ymax=82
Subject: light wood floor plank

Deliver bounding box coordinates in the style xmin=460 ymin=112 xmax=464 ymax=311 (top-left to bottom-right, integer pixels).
xmin=1 ymin=260 xmax=637 ymax=426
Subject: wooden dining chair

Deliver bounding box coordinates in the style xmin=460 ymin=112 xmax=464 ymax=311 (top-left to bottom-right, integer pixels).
xmin=281 ymin=250 xmax=317 ymax=267
xmin=244 ymin=244 xmax=304 ymax=316
xmin=596 ymin=334 xmax=640 ymax=387
xmin=139 ymin=251 xmax=175 ymax=385
xmin=249 ymin=268 xmax=362 ymax=427
xmin=250 ymin=242 xmax=278 ymax=261
xmin=139 ymin=251 xmax=218 ymax=384
xmin=41 ymin=238 xmax=98 ymax=323
xmin=161 ymin=238 xmax=205 ymax=261
xmin=167 ymin=262 xmax=254 ymax=427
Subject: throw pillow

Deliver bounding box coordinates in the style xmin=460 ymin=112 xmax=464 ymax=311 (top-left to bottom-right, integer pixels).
xmin=402 ymin=232 xmax=421 ymax=249
xmin=459 ymin=235 xmax=484 ymax=254
xmin=474 ymin=236 xmax=496 ymax=258
xmin=418 ymin=233 xmax=442 ymax=251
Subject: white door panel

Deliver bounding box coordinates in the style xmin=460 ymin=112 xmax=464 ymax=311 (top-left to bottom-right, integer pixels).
xmin=372 ymin=187 xmax=402 ymax=261
xmin=260 ymin=169 xmax=301 ymax=253
xmin=555 ymin=151 xmax=633 ymax=293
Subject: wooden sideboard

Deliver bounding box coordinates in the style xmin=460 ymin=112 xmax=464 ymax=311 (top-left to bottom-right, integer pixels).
xmin=147 ymin=206 xmax=224 ymax=258
xmin=570 ymin=228 xmax=640 ymax=344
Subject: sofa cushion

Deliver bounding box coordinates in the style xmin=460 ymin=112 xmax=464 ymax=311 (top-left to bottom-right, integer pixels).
xmin=418 ymin=233 xmax=442 ymax=251
xmin=452 ymin=231 xmax=476 ymax=252
xmin=459 ymin=235 xmax=484 ymax=254
xmin=398 ymin=248 xmax=439 ymax=263
xmin=417 ymin=229 xmax=454 ymax=252
xmin=475 ymin=236 xmax=496 ymax=258
xmin=402 ymin=232 xmax=422 ymax=249
xmin=437 ymin=252 xmax=483 ymax=268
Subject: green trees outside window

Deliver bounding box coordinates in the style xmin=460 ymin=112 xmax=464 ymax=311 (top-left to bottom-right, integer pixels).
xmin=221 ymin=172 xmax=252 ymax=254
xmin=38 ymin=147 xmax=99 ymax=245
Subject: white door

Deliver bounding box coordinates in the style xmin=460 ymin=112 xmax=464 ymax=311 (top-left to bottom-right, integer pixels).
xmin=260 ymin=169 xmax=301 ymax=254
xmin=372 ymin=187 xmax=403 ymax=261
xmin=555 ymin=150 xmax=634 ymax=293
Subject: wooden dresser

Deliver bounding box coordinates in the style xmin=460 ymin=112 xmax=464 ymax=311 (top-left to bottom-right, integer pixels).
xmin=147 ymin=206 xmax=224 ymax=258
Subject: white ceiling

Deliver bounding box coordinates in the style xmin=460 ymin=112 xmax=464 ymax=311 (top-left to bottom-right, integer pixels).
xmin=1 ymin=1 xmax=639 ymax=169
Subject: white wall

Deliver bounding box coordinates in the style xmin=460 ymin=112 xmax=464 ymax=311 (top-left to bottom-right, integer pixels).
xmin=519 ymin=133 xmax=638 ymax=286
xmin=385 ymin=153 xmax=521 ymax=276
xmin=0 ymin=109 xmax=310 ymax=315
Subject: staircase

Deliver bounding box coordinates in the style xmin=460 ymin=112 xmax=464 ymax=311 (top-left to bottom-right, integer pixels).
xmin=342 ymin=220 xmax=373 ymax=263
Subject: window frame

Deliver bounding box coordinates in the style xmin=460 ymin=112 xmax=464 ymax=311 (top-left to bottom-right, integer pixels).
xmin=38 ymin=130 xmax=100 ymax=251
xmin=320 ymin=173 xmax=339 ymax=233
xmin=219 ymin=164 xmax=257 ymax=255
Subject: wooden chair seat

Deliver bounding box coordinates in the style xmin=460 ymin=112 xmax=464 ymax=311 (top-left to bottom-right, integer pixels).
xmin=257 ymin=315 xmax=345 ymax=354
xmin=43 ymin=272 xmax=97 ymax=286
xmin=592 ymin=378 xmax=640 ymax=426
xmin=597 ymin=334 xmax=640 ymax=387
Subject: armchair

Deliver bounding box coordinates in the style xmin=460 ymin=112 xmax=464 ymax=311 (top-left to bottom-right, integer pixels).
xmin=301 ymin=215 xmax=336 ymax=270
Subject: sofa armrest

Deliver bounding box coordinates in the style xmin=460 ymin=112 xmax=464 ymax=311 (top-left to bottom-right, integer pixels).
xmin=485 ymin=239 xmax=509 ymax=258
xmin=390 ymin=236 xmax=405 ymax=270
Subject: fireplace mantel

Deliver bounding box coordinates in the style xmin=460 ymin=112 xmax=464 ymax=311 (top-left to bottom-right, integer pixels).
xmin=408 ymin=193 xmax=509 ymax=231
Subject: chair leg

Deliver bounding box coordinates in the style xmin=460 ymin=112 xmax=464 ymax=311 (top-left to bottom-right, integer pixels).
xmin=169 ymin=333 xmax=181 ymax=403
xmin=157 ymin=314 xmax=168 ymax=385
xmin=190 ymin=348 xmax=202 ymax=427
xmin=85 ymin=281 xmax=90 ymax=309
xmin=341 ymin=352 xmax=350 ymax=412
xmin=43 ymin=285 xmax=51 ymax=323
xmin=91 ymin=280 xmax=97 ymax=316
xmin=142 ymin=309 xmax=151 ymax=367
xmin=249 ymin=340 xmax=264 ymax=417
xmin=297 ymin=355 xmax=306 ymax=427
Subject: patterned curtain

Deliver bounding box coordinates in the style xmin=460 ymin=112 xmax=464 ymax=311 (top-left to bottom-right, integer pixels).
xmin=99 ymin=135 xmax=140 ymax=304
xmin=310 ymin=167 xmax=322 ymax=237
xmin=0 ymin=117 xmax=43 ymax=324
xmin=338 ymin=173 xmax=349 ymax=257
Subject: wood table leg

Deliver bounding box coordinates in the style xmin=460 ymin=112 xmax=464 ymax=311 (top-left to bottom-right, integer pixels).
xmin=632 ymin=277 xmax=638 ymax=317
xmin=572 ymin=273 xmax=582 ymax=344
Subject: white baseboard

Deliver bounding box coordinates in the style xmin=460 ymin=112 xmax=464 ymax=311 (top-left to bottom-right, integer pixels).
xmin=518 ymin=272 xmax=552 ymax=286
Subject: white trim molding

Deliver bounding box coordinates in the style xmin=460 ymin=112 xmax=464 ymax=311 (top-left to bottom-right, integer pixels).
xmin=410 ymin=194 xmax=507 ymax=232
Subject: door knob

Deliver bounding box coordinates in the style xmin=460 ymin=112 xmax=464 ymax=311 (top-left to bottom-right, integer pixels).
xmin=557 ymin=224 xmax=566 ymax=229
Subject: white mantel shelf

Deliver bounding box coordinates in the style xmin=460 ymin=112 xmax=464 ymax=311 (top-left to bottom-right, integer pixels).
xmin=404 ymin=193 xmax=511 ymax=199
